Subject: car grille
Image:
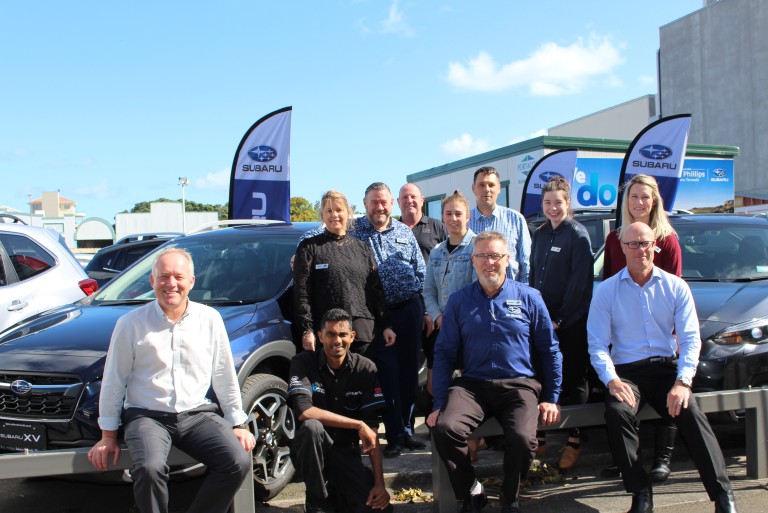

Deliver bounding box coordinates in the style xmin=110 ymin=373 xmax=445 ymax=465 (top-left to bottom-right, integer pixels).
xmin=0 ymin=374 xmax=84 ymax=421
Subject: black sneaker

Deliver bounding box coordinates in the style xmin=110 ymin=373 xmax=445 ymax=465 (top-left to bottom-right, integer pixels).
xmin=459 ymin=493 xmax=488 ymax=513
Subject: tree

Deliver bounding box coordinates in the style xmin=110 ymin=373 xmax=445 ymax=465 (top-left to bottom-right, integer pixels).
xmin=123 ymin=199 xmax=229 ymax=220
xmin=291 ymin=196 xmax=318 ymax=222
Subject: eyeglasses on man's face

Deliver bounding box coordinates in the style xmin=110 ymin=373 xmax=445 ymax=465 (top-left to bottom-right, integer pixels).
xmin=473 ymin=253 xmax=508 ymax=262
xmin=621 ymin=240 xmax=654 ymax=250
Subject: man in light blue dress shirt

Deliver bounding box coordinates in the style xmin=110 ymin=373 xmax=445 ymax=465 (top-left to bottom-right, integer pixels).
xmin=468 ymin=167 xmax=531 ymax=283
xmin=587 ymin=222 xmax=737 ymax=513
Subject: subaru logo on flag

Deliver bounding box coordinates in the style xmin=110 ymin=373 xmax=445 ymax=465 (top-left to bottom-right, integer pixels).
xmin=539 ymin=171 xmax=564 ymax=183
xmin=639 ymin=145 xmax=673 ymax=160
xmin=713 ymin=168 xmax=726 ymax=177
xmin=10 ymin=379 xmax=32 ymax=396
xmin=248 ymin=146 xmax=277 ymax=162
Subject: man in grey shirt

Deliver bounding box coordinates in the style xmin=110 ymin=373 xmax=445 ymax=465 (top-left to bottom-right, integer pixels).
xmin=88 ymin=247 xmax=255 ymax=513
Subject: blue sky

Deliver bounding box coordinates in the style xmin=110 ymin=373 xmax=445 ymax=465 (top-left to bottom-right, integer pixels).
xmin=1 ymin=1 xmax=704 ymax=221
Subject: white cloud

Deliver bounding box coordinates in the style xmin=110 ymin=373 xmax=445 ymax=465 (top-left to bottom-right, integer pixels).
xmin=357 ymin=1 xmax=415 ymax=37
xmin=639 ymin=74 xmax=656 ymax=86
xmin=441 ymin=133 xmax=490 ymax=158
xmin=74 ymin=180 xmax=113 ymax=200
xmin=447 ymin=34 xmax=624 ymax=96
xmin=196 ymin=168 xmax=230 ymax=190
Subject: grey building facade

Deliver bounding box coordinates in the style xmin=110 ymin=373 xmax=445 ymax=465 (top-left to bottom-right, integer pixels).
xmin=659 ymin=0 xmax=768 ymax=209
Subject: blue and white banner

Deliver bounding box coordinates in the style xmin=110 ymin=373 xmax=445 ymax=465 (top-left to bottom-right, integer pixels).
xmin=228 ymin=106 xmax=292 ymax=221
xmin=615 ymin=114 xmax=691 ymax=219
xmin=519 ymin=148 xmax=578 ymax=217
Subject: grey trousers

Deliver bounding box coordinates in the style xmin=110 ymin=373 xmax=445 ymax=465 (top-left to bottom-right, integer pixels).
xmin=123 ymin=407 xmax=251 ymax=513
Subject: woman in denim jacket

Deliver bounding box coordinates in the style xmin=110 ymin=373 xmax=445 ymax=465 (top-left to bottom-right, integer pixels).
xmin=423 ymin=190 xmax=477 ymax=398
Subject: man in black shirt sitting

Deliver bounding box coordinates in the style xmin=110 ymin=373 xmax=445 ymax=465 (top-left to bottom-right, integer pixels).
xmin=288 ymin=308 xmax=392 ymax=513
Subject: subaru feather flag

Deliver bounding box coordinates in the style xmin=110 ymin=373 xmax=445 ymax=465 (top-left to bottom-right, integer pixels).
xmin=519 ymin=148 xmax=578 ymax=217
xmin=228 ymin=106 xmax=292 ymax=221
xmin=615 ymin=114 xmax=691 ymax=223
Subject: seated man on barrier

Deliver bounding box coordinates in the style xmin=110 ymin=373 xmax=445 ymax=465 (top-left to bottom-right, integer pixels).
xmin=288 ymin=308 xmax=392 ymax=513
xmin=88 ymin=248 xmax=255 ymax=513
xmin=587 ymin=222 xmax=738 ymax=513
xmin=427 ymin=231 xmax=562 ymax=513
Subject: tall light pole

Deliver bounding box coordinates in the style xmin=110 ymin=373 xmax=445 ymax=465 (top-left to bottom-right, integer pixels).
xmin=178 ymin=177 xmax=189 ymax=233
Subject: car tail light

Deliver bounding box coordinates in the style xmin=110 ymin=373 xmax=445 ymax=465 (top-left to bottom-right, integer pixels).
xmin=79 ymin=278 xmax=99 ymax=296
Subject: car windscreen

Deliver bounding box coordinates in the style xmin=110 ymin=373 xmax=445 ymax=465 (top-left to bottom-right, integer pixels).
xmin=678 ymin=222 xmax=768 ymax=280
xmin=90 ymin=232 xmax=299 ymax=304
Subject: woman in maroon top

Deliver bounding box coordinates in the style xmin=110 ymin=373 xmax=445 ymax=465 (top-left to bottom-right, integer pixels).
xmin=602 ymin=174 xmax=681 ymax=484
xmin=603 ymin=174 xmax=681 ymax=278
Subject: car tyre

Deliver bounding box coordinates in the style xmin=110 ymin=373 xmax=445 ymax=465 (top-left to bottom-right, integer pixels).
xmin=240 ymin=373 xmax=296 ymax=501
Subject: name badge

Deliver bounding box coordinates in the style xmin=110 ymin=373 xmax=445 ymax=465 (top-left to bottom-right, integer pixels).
xmin=396 ymin=237 xmax=409 ymax=244
xmin=505 ymin=299 xmax=522 ymax=306
xmin=654 ymin=246 xmax=661 ymax=253
xmin=315 ymin=263 xmax=329 ymax=270
xmin=551 ymin=246 xmax=561 ymax=253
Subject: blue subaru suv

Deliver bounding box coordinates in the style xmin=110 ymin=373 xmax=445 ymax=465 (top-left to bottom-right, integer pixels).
xmin=0 ymin=221 xmax=311 ymax=501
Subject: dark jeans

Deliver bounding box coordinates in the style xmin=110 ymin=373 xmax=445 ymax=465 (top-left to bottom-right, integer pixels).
xmin=368 ymin=295 xmax=423 ymax=445
xmin=290 ymin=419 xmax=393 ymax=513
xmin=432 ymin=377 xmax=541 ymax=502
xmin=605 ymin=361 xmax=732 ymax=498
xmin=123 ymin=406 xmax=251 ymax=513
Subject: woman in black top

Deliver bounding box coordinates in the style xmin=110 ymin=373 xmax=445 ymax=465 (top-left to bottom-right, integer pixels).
xmin=294 ymin=190 xmax=395 ymax=355
xmin=530 ymin=177 xmax=593 ymax=470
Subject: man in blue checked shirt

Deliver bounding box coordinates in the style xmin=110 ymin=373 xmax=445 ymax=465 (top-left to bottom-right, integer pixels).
xmin=352 ymin=181 xmax=428 ymax=458
xmin=469 ymin=166 xmax=531 ymax=283
xmin=288 ymin=308 xmax=391 ymax=513
xmin=428 ymin=231 xmax=562 ymax=513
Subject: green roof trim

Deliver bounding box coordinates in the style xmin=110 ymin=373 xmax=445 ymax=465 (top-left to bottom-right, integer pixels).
xmin=407 ymin=135 xmax=740 ymax=182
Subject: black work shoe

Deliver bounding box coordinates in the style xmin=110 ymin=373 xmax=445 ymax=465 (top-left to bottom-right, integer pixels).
xmin=714 ymin=490 xmax=738 ymax=513
xmin=601 ymin=464 xmax=621 ymax=478
xmin=459 ymin=493 xmax=488 ymax=513
xmin=627 ymin=487 xmax=653 ymax=513
xmin=383 ymin=444 xmax=402 ymax=458
xmin=402 ymin=435 xmax=427 ymax=450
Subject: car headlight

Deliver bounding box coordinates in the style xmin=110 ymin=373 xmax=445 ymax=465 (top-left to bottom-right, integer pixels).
xmin=712 ymin=317 xmax=768 ymax=345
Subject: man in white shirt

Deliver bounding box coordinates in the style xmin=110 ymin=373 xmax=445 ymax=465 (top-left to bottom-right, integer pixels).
xmin=88 ymin=248 xmax=256 ymax=513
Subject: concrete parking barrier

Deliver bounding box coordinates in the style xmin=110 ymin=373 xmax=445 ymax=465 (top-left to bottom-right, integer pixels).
xmin=431 ymin=388 xmax=768 ymax=513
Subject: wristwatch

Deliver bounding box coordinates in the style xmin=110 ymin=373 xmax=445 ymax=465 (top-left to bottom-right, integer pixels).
xmin=677 ymin=376 xmax=692 ymax=388
xmin=233 ymin=423 xmax=248 ymax=430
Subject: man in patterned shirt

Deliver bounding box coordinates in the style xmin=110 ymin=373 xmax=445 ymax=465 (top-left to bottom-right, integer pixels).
xmin=469 ymin=166 xmax=531 ymax=283
xmin=352 ymin=182 xmax=428 ymax=458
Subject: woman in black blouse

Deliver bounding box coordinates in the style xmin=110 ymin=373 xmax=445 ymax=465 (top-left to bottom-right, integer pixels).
xmin=530 ymin=177 xmax=594 ymax=470
xmin=294 ymin=190 xmax=395 ymax=354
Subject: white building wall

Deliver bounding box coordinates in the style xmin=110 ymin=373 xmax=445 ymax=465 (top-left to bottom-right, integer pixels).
xmin=114 ymin=202 xmax=217 ymax=240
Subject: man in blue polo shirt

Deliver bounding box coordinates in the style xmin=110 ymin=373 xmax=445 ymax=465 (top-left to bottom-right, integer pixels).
xmin=428 ymin=231 xmax=562 ymax=513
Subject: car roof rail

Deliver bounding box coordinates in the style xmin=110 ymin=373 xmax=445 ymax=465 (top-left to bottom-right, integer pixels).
xmin=0 ymin=213 xmax=28 ymax=224
xmin=186 ymin=219 xmax=291 ymax=235
xmin=114 ymin=232 xmax=183 ymax=244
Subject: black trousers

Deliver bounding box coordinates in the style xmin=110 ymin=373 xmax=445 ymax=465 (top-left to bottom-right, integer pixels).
xmin=432 ymin=377 xmax=541 ymax=502
xmin=290 ymin=419 xmax=392 ymax=513
xmin=557 ymin=316 xmax=590 ymax=407
xmin=605 ymin=361 xmax=732 ymax=498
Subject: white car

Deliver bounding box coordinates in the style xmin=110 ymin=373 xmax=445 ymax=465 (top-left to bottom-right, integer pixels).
xmin=0 ymin=218 xmax=98 ymax=333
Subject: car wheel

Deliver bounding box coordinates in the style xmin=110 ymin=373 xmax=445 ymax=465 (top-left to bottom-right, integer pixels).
xmin=240 ymin=373 xmax=296 ymax=501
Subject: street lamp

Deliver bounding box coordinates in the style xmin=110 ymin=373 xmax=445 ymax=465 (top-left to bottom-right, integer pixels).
xmin=178 ymin=177 xmax=189 ymax=233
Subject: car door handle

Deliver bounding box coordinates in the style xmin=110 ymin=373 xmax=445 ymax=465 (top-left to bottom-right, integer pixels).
xmin=7 ymin=300 xmax=28 ymax=312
